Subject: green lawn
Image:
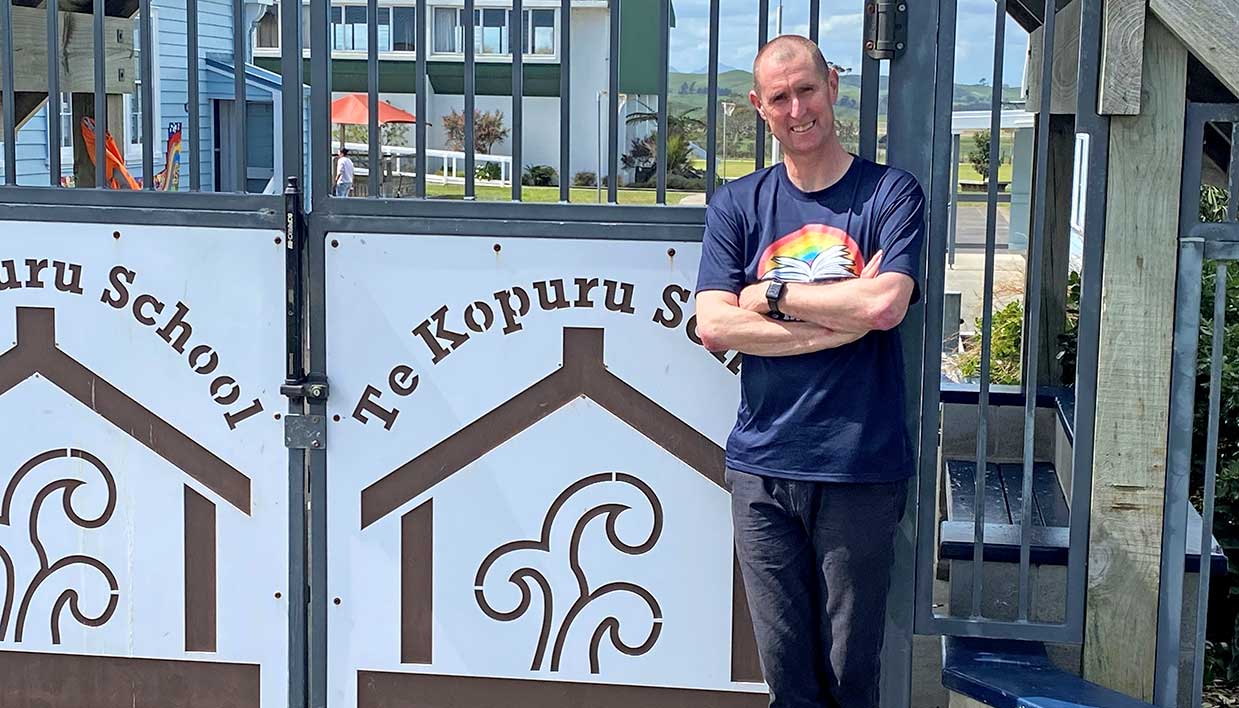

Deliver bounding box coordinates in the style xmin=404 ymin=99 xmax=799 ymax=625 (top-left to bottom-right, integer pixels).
xmin=956 ymin=163 xmax=1014 ymax=184
xmin=418 ymin=182 xmax=700 ymax=205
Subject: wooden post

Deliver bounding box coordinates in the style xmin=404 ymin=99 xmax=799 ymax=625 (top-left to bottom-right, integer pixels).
xmin=70 ymin=92 xmax=126 ymax=188
xmin=1098 ymin=0 xmax=1146 ymax=115
xmin=1084 ymin=13 xmax=1187 ymax=700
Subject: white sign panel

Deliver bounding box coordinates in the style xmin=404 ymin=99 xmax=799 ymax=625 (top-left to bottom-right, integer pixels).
xmin=326 ymin=234 xmax=764 ymax=708
xmin=0 ymin=221 xmax=287 ymax=708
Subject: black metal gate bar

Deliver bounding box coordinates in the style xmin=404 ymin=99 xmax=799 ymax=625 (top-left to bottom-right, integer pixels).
xmin=656 ymin=0 xmax=670 ymax=204
xmin=1190 ymin=261 xmax=1228 ymax=708
xmin=188 ymin=0 xmax=202 ymax=191
xmin=912 ymin=0 xmax=955 ymax=641
xmin=0 ymin=0 xmax=13 ymax=184
xmin=415 ymin=0 xmax=426 ymax=198
xmin=1230 ymin=123 xmax=1239 ymax=223
xmin=557 ymin=0 xmax=568 ymax=202
xmin=969 ymin=0 xmax=1008 ymax=620
xmin=93 ymin=0 xmax=105 ymax=188
xmin=809 ymin=0 xmax=820 ymax=44
xmin=1061 ymin=0 xmax=1109 ymax=646
xmin=1015 ymin=0 xmax=1057 ymax=622
xmin=280 ymin=0 xmax=303 ymax=188
xmin=232 ymin=0 xmax=246 ymax=191
xmin=511 ymin=0 xmax=522 ymax=201
xmin=755 ymin=0 xmax=768 ymax=171
xmin=367 ymin=0 xmax=379 ymax=198
xmin=283 ymin=179 xmax=309 ymax=708
xmin=310 ymin=0 xmax=330 ymax=206
xmin=140 ymin=0 xmax=154 ymax=189
xmin=464 ymin=0 xmax=475 ymax=199
xmin=607 ymin=0 xmax=619 ymax=203
xmin=45 ymin=0 xmax=60 ymax=186
xmin=1160 ymin=234 xmax=1206 ymax=707
xmin=704 ymin=0 xmax=720 ymax=201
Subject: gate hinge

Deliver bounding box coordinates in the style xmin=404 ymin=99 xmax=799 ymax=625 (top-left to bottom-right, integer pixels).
xmin=284 ymin=414 xmax=326 ymax=450
xmin=863 ymin=1 xmax=907 ymax=60
xmin=280 ymin=375 xmax=329 ymax=402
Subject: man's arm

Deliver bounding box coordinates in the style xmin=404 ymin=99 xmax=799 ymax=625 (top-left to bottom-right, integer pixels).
xmin=736 ymin=252 xmax=916 ymax=332
xmin=695 ymin=290 xmax=867 ymax=356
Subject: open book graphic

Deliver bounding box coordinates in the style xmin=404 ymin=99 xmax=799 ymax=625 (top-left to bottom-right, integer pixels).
xmin=766 ymin=244 xmax=857 ymax=282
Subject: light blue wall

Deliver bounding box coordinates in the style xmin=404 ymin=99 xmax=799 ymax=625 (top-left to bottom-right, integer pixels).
xmin=0 ymin=107 xmax=57 ymax=186
xmin=0 ymin=0 xmax=294 ymax=192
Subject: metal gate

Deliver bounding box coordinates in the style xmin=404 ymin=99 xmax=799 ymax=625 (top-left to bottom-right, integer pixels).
xmin=1156 ymin=101 xmax=1239 ymax=708
xmin=0 ymin=0 xmax=1062 ymax=705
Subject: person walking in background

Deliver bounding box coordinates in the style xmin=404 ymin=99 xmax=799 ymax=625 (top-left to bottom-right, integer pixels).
xmin=694 ymin=34 xmax=925 ymax=708
xmin=334 ymin=147 xmax=355 ymax=197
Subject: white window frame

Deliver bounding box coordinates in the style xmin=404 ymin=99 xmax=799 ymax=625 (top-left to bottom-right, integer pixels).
xmin=125 ymin=9 xmax=162 ymax=164
xmin=255 ymin=1 xmax=418 ymax=58
xmin=429 ymin=4 xmax=558 ymax=61
xmin=255 ymin=3 xmax=281 ymax=51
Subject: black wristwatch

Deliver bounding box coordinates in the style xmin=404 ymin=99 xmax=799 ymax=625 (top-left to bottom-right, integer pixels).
xmin=766 ymin=280 xmax=787 ymax=319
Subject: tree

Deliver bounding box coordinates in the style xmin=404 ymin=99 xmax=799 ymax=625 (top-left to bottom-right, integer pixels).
xmin=834 ymin=120 xmax=859 ymax=154
xmin=968 ymin=130 xmax=992 ymax=180
xmin=621 ymin=129 xmax=698 ymax=183
xmin=442 ymin=109 xmax=511 ymax=154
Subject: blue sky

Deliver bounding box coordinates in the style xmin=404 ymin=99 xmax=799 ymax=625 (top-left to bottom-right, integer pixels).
xmin=668 ymin=0 xmax=1031 ymax=86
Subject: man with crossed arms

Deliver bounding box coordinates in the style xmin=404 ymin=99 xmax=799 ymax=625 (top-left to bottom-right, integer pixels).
xmin=695 ymin=34 xmax=925 ymax=708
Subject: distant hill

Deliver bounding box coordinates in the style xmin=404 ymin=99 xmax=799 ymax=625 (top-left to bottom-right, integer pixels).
xmin=666 ymin=68 xmax=1023 ymax=123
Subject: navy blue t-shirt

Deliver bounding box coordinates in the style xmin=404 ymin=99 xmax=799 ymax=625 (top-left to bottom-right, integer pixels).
xmin=696 ymin=157 xmax=925 ymax=483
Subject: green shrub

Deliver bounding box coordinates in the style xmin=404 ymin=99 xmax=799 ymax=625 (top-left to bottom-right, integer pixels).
xmin=955 ymin=299 xmax=1024 ymax=385
xmin=475 ymin=162 xmax=501 ymax=181
xmin=573 ymin=171 xmax=597 ymax=187
xmin=521 ymin=164 xmax=557 ymax=187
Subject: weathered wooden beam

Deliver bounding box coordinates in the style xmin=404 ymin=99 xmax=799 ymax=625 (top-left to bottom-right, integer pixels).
xmin=1025 ymin=0 xmax=1081 ymax=115
xmin=1084 ymin=13 xmax=1186 ymax=701
xmin=1098 ymin=0 xmax=1145 ymax=114
xmin=70 ymin=92 xmax=124 ymax=188
xmin=1150 ymin=0 xmax=1239 ymax=101
xmin=0 ymin=6 xmax=135 ymax=94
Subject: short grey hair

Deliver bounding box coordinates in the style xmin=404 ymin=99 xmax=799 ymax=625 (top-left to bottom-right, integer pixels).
xmin=752 ymin=35 xmax=831 ymax=95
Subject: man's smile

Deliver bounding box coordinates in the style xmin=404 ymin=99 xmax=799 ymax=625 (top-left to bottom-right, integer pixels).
xmin=790 ymin=120 xmax=817 ymax=134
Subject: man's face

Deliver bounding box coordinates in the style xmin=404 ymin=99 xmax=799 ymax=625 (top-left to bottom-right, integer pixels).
xmin=749 ymin=49 xmax=838 ymax=158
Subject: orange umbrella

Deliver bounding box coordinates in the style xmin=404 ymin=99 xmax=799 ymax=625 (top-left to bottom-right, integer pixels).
xmin=330 ymin=93 xmax=419 ymax=126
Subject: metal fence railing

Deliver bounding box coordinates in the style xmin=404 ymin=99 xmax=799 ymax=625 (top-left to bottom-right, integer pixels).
xmin=1157 ymin=101 xmax=1239 ymax=708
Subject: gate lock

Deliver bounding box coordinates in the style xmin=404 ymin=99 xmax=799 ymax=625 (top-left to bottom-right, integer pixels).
xmin=863 ymin=1 xmax=908 ymax=60
xmin=281 ymin=376 xmax=330 ymax=450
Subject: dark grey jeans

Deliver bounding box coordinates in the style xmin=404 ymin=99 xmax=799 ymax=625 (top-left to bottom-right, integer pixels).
xmin=726 ymin=467 xmax=909 ymax=708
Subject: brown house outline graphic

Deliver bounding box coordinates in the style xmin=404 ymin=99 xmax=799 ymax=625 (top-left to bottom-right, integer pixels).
xmin=0 ymin=306 xmax=252 ymax=655
xmin=359 ymin=326 xmax=765 ymax=707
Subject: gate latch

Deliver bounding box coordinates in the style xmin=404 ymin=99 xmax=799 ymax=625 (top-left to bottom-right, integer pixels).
xmin=863 ymin=1 xmax=907 ymax=60
xmin=284 ymin=414 xmax=326 ymax=450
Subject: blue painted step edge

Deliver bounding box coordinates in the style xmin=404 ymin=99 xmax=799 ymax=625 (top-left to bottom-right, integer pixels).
xmin=942 ymin=636 xmax=1156 ymax=708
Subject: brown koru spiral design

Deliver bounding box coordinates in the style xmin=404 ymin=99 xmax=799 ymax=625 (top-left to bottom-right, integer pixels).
xmin=474 ymin=472 xmax=664 ymax=674
xmin=0 ymin=449 xmax=119 ymax=644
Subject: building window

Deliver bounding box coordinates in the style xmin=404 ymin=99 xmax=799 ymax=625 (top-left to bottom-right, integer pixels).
xmin=256 ymin=5 xmax=279 ymax=49
xmin=433 ymin=7 xmax=461 ymax=52
xmin=391 ymin=6 xmax=415 ymax=51
xmin=59 ymin=94 xmax=72 ymax=148
xmin=329 ymin=4 xmax=413 ymax=52
xmin=433 ymin=7 xmax=554 ymax=56
xmin=523 ymin=9 xmax=554 ymax=55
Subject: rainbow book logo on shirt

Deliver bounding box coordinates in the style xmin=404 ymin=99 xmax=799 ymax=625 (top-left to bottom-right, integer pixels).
xmin=757 ymin=224 xmax=865 ymax=282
